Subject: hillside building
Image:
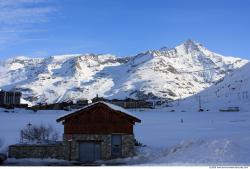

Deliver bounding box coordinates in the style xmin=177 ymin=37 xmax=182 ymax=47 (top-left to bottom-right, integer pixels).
xmin=0 ymin=90 xmax=21 ymax=105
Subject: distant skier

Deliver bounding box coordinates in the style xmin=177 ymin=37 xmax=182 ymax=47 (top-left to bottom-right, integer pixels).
xmin=181 ymin=119 xmax=183 ymax=123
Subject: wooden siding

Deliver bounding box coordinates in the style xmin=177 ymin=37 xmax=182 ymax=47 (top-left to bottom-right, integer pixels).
xmin=63 ymin=104 xmax=134 ymax=134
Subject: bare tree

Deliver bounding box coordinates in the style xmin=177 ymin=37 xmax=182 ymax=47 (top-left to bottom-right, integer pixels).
xmin=20 ymin=123 xmax=59 ymax=144
xmin=0 ymin=138 xmax=7 ymax=165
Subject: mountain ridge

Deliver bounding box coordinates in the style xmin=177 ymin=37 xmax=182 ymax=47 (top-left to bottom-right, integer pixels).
xmin=0 ymin=40 xmax=248 ymax=105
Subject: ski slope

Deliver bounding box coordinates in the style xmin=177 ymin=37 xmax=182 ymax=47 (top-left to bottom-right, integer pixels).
xmin=170 ymin=62 xmax=250 ymax=112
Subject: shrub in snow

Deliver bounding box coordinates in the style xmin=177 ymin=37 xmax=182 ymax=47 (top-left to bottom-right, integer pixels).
xmin=134 ymin=138 xmax=146 ymax=147
xmin=20 ymin=124 xmax=59 ymax=144
xmin=0 ymin=138 xmax=7 ymax=165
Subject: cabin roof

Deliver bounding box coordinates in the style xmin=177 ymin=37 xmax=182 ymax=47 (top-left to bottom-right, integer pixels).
xmin=56 ymin=101 xmax=141 ymax=123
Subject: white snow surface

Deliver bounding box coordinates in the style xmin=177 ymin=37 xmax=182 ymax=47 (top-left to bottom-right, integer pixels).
xmin=100 ymin=101 xmax=140 ymax=119
xmin=0 ymin=40 xmax=248 ymax=105
xmin=170 ymin=62 xmax=250 ymax=112
xmin=0 ymin=108 xmax=250 ymax=165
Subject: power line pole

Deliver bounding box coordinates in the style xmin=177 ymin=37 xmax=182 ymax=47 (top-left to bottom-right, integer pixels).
xmin=177 ymin=94 xmax=182 ymax=106
xmin=198 ymin=95 xmax=202 ymax=111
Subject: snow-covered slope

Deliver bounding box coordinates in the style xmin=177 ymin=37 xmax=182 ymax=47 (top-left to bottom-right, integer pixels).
xmin=0 ymin=40 xmax=248 ymax=105
xmin=171 ymin=62 xmax=250 ymax=112
xmin=114 ymin=40 xmax=247 ymax=100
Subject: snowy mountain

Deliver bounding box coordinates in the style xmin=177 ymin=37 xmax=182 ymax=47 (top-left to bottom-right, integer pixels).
xmin=0 ymin=40 xmax=248 ymax=105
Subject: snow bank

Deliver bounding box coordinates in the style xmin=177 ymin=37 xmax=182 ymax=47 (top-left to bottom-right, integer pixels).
xmin=107 ymin=138 xmax=250 ymax=166
xmin=142 ymin=139 xmax=250 ymax=165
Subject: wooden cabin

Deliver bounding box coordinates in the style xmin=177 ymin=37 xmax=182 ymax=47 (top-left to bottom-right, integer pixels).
xmin=56 ymin=101 xmax=141 ymax=162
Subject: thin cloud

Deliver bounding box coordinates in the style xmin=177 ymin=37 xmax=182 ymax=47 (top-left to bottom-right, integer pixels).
xmin=0 ymin=7 xmax=56 ymax=24
xmin=0 ymin=0 xmax=56 ymax=48
xmin=0 ymin=0 xmax=45 ymax=7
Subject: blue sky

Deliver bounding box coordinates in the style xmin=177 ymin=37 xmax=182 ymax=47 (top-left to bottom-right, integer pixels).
xmin=0 ymin=0 xmax=250 ymax=59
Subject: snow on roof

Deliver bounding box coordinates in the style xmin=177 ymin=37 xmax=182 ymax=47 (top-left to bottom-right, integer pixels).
xmin=57 ymin=101 xmax=140 ymax=122
xmin=99 ymin=101 xmax=140 ymax=119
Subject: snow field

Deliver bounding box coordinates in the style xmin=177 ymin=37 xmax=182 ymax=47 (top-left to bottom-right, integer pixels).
xmin=0 ymin=108 xmax=250 ymax=165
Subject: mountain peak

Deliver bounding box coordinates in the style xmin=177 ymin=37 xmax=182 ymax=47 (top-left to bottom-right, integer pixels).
xmin=183 ymin=39 xmax=202 ymax=47
xmin=178 ymin=39 xmax=204 ymax=54
xmin=184 ymin=39 xmax=196 ymax=44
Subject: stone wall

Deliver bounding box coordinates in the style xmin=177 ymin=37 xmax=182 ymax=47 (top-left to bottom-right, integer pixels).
xmin=122 ymin=135 xmax=135 ymax=157
xmin=8 ymin=143 xmax=65 ymax=159
xmin=64 ymin=134 xmax=135 ymax=161
xmin=8 ymin=134 xmax=136 ymax=161
xmin=64 ymin=134 xmax=111 ymax=161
